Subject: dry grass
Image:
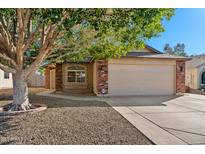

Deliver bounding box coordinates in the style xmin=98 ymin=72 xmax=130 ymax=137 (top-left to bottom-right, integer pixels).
xmin=0 ymin=88 xmax=152 ymax=145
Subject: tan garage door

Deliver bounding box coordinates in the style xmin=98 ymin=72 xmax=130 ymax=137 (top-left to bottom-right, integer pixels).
xmin=108 ymin=64 xmax=175 ymax=95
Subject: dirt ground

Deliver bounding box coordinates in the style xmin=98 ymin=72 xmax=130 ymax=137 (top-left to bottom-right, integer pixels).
xmin=0 ymin=88 xmax=152 ymax=145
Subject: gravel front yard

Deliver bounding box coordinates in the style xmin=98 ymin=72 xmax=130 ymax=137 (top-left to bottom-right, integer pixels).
xmin=0 ymin=88 xmax=152 ymax=145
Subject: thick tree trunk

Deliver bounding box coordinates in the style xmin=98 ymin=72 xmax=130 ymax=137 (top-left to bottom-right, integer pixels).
xmin=11 ymin=70 xmax=32 ymax=111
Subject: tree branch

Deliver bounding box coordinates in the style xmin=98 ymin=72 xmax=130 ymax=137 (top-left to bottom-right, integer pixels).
xmin=23 ymin=9 xmax=31 ymax=28
xmin=16 ymin=9 xmax=26 ymax=68
xmin=0 ymin=18 xmax=16 ymax=54
xmin=0 ymin=36 xmax=15 ymax=60
xmin=0 ymin=16 xmax=13 ymax=46
xmin=0 ymin=51 xmax=17 ymax=67
xmin=0 ymin=62 xmax=16 ymax=74
xmin=24 ymin=49 xmax=50 ymax=77
xmin=22 ymin=23 xmax=42 ymax=52
xmin=23 ymin=10 xmax=70 ymax=77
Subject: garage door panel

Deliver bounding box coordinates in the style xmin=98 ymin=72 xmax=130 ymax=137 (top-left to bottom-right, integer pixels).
xmin=108 ymin=64 xmax=175 ymax=95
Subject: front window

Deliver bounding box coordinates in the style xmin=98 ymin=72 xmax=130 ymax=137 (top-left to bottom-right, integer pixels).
xmin=67 ymin=66 xmax=86 ymax=83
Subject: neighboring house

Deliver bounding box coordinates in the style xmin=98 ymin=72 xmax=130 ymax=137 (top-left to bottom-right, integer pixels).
xmin=0 ymin=69 xmax=13 ymax=89
xmin=0 ymin=69 xmax=44 ymax=89
xmin=186 ymin=54 xmax=205 ymax=89
xmin=45 ymin=45 xmax=190 ymax=96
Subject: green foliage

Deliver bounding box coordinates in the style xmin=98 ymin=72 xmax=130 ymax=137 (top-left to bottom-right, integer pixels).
xmin=163 ymin=43 xmax=174 ymax=55
xmin=48 ymin=8 xmax=175 ymax=62
xmin=38 ymin=66 xmax=45 ymax=76
xmin=174 ymin=43 xmax=187 ymax=57
xmin=163 ymin=43 xmax=187 ymax=57
xmin=0 ymin=8 xmax=175 ymax=65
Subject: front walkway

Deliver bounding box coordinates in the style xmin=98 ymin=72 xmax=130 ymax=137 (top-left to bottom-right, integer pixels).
xmin=38 ymin=91 xmax=205 ymax=145
xmin=37 ymin=90 xmax=100 ymax=101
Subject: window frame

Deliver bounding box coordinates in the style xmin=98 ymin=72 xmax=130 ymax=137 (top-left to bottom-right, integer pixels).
xmin=4 ymin=72 xmax=10 ymax=79
xmin=67 ymin=65 xmax=87 ymax=84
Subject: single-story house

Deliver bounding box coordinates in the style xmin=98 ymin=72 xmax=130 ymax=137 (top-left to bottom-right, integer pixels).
xmin=0 ymin=69 xmax=13 ymax=89
xmin=186 ymin=54 xmax=205 ymax=89
xmin=45 ymin=45 xmax=190 ymax=96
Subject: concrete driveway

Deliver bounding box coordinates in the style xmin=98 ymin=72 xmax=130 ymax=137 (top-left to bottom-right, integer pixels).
xmin=106 ymin=94 xmax=205 ymax=145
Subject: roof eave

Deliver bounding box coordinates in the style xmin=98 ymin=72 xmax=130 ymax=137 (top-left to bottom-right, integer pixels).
xmin=122 ymin=56 xmax=192 ymax=61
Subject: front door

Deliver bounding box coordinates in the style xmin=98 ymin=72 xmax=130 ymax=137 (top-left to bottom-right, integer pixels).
xmin=50 ymin=69 xmax=56 ymax=89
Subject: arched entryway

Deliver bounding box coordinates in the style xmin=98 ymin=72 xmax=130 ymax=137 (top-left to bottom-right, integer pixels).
xmin=62 ymin=63 xmax=94 ymax=93
xmin=201 ymin=71 xmax=205 ymax=84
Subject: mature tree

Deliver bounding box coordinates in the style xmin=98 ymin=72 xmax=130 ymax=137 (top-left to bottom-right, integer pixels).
xmin=163 ymin=43 xmax=174 ymax=55
xmin=163 ymin=43 xmax=187 ymax=56
xmin=0 ymin=8 xmax=174 ymax=111
xmin=174 ymin=43 xmax=187 ymax=56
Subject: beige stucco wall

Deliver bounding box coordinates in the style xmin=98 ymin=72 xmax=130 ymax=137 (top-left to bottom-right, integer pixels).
xmin=0 ymin=69 xmax=13 ymax=89
xmin=186 ymin=56 xmax=205 ymax=69
xmin=62 ymin=63 xmax=93 ymax=91
xmin=185 ymin=68 xmax=198 ymax=89
xmin=109 ymin=58 xmax=176 ymax=66
xmin=186 ymin=56 xmax=205 ymax=89
xmin=108 ymin=58 xmax=176 ymax=96
xmin=140 ymin=47 xmax=156 ymax=53
xmin=132 ymin=46 xmax=157 ymax=53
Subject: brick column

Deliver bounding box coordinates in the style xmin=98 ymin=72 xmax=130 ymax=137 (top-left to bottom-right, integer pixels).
xmin=96 ymin=60 xmax=108 ymax=95
xmin=176 ymin=60 xmax=186 ymax=93
xmin=55 ymin=63 xmax=63 ymax=91
xmin=45 ymin=66 xmax=50 ymax=89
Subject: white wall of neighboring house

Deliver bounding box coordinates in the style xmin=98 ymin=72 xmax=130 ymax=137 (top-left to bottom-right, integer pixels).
xmin=0 ymin=69 xmax=13 ymax=89
xmin=0 ymin=69 xmax=45 ymax=89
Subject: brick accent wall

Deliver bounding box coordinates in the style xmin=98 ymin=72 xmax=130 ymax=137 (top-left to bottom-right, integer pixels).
xmin=45 ymin=67 xmax=50 ymax=89
xmin=55 ymin=63 xmax=63 ymax=91
xmin=96 ymin=60 xmax=108 ymax=95
xmin=176 ymin=60 xmax=186 ymax=93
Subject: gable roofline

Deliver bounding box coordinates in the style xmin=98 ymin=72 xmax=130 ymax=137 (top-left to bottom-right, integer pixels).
xmin=124 ymin=44 xmax=191 ymax=61
xmin=191 ymin=54 xmax=205 ymax=59
xmin=145 ymin=44 xmax=163 ymax=54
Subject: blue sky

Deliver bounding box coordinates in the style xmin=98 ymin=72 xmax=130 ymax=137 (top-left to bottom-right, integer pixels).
xmin=147 ymin=8 xmax=205 ymax=56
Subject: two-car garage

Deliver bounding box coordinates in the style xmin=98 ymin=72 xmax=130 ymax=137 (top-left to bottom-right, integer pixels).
xmin=108 ymin=58 xmax=176 ymax=96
